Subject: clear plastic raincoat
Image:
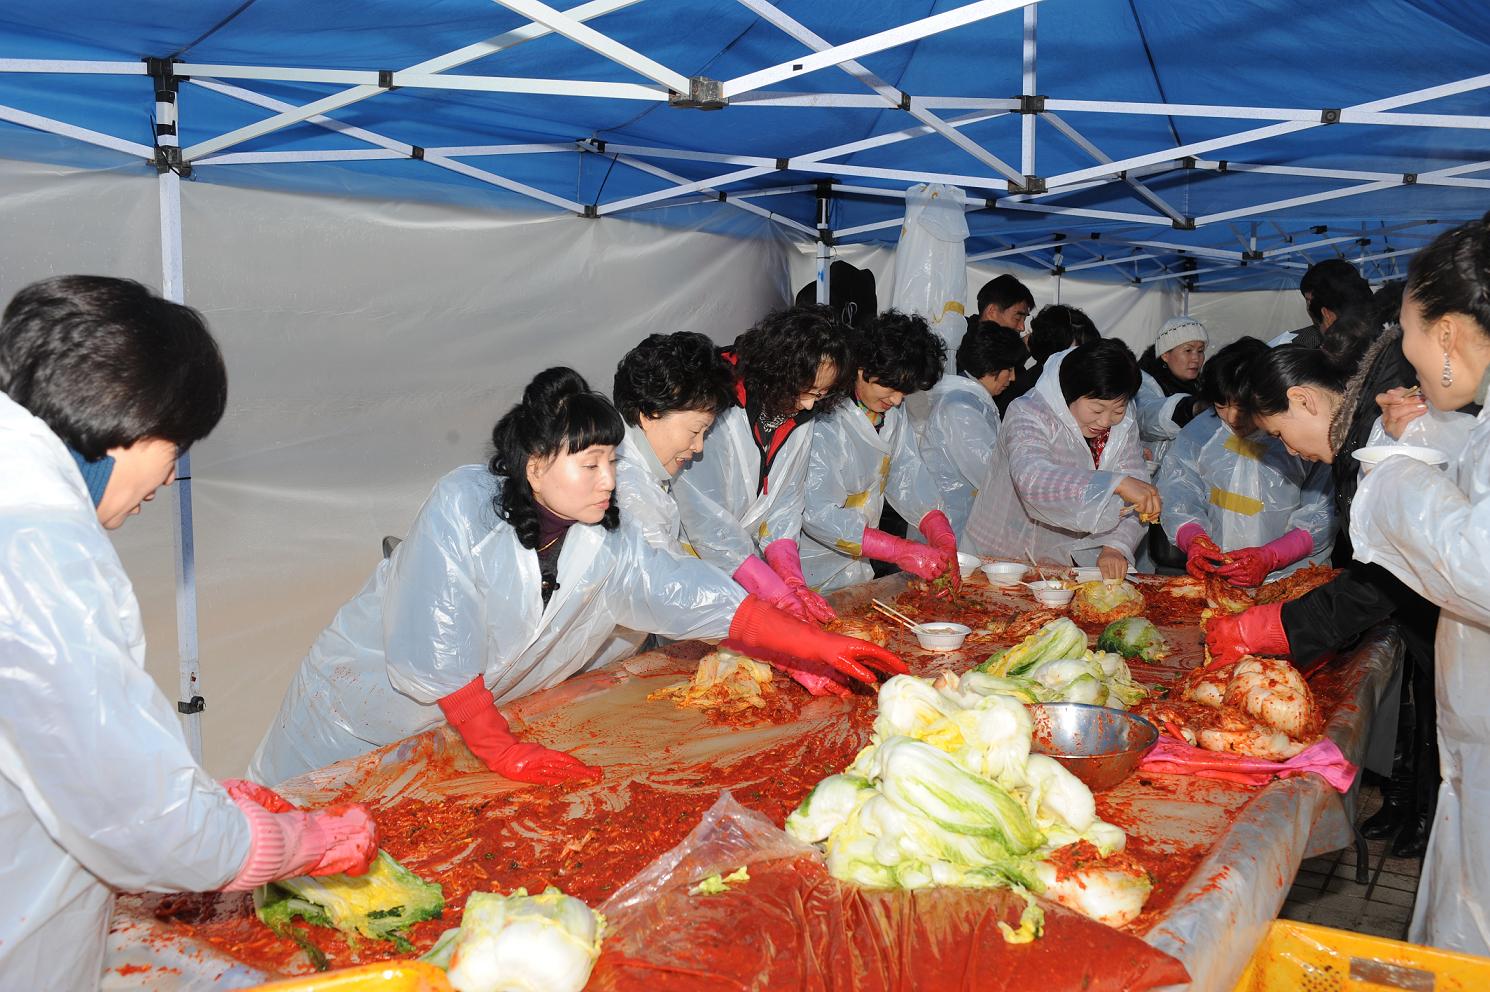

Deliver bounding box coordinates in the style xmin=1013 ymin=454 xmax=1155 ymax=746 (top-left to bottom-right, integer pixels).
xmin=0 ymin=392 xmax=250 ymax=991
xmin=919 ymin=373 xmax=1001 ymax=535
xmin=1157 ymin=411 xmax=1336 ymax=578
xmin=1135 ymin=371 xmax=1190 ymax=466
xmin=800 ymin=400 xmax=944 ymax=592
xmin=588 ymin=425 xmax=701 ymax=669
xmin=672 ymin=403 xmax=813 ymax=573
xmin=963 ymin=349 xmax=1148 ymax=565
xmin=1351 ymin=404 xmax=1490 ymax=955
xmin=251 ymin=464 xmax=745 ymax=785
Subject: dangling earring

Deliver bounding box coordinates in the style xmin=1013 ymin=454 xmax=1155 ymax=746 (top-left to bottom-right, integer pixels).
xmin=1442 ymin=350 xmax=1454 ymax=387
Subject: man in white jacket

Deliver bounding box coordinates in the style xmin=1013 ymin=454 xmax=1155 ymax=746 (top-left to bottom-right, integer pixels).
xmin=0 ymin=276 xmax=376 ymax=991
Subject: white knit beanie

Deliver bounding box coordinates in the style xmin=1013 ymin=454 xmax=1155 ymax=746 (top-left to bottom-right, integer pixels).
xmin=1154 ymin=315 xmax=1207 ymax=356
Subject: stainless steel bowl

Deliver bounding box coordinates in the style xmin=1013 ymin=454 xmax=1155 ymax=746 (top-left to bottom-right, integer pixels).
xmin=1027 ymin=703 xmax=1159 ymax=791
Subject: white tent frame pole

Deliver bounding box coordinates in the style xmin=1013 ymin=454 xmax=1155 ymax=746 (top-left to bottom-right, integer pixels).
xmin=831 ymin=182 xmax=994 ymax=206
xmin=579 ymin=142 xmax=817 ymax=236
xmin=1043 ymin=71 xmax=1490 ymax=190
xmin=180 ymin=0 xmax=643 ymax=161
xmin=192 ymin=79 xmax=583 ymax=212
xmin=997 ymin=199 xmax=1170 ymax=225
xmin=1060 ymin=251 xmax=1160 ymax=273
xmin=815 ymin=241 xmax=833 ymax=304
xmin=1020 ymin=5 xmax=1036 ymax=177
xmin=1040 ymin=112 xmax=1189 ymax=225
xmin=1191 ymin=158 xmax=1490 ymax=191
xmin=1109 ymin=238 xmax=1243 ymax=261
xmin=734 ymin=0 xmax=1025 ymax=183
xmin=0 ymin=101 xmax=153 ymax=157
xmin=967 ymin=238 xmax=1067 ymax=262
xmin=488 ymin=0 xmax=690 ymax=92
xmin=722 ymin=0 xmax=1042 ymax=98
xmin=596 ymin=110 xmax=1007 ymax=215
xmin=152 ymin=77 xmax=204 ymax=759
xmin=1194 ymin=180 xmax=1398 ymax=226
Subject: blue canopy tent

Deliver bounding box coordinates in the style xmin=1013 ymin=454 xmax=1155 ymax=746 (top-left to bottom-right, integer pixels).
xmin=0 ymin=0 xmax=1485 ymax=763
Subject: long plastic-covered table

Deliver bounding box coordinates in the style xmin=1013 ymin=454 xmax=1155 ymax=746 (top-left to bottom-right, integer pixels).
xmin=104 ymin=573 xmax=1399 ymax=991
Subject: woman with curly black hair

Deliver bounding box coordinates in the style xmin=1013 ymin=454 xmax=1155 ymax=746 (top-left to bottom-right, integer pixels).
xmin=254 ymin=367 xmax=901 ymax=785
xmin=674 ymin=304 xmax=855 ymax=622
xmin=800 ymin=310 xmax=960 ymax=592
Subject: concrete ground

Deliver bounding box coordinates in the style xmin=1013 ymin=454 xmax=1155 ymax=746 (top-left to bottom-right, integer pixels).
xmin=1279 ymin=785 xmax=1422 ymax=939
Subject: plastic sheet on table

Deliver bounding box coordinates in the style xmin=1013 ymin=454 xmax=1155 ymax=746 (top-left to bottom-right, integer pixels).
xmin=592 ymin=793 xmax=1191 ymax=992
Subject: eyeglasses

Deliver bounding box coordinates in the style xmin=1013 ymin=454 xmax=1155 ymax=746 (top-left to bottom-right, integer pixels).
xmin=801 ymin=387 xmax=833 ymax=401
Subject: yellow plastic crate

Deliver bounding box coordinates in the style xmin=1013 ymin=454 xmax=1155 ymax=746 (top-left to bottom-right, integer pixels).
xmin=249 ymin=961 xmax=453 ymax=992
xmin=1233 ymin=920 xmax=1490 ymax=992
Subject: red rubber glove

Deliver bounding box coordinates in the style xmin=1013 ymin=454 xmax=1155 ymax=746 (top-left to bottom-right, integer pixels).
xmin=729 ymin=595 xmax=907 ymax=688
xmin=1176 ymin=522 xmax=1228 ymax=579
xmin=221 ymin=779 xmax=378 ymax=890
xmin=918 ymin=510 xmax=961 ymax=594
xmin=764 ymin=538 xmax=837 ymax=623
xmin=861 ymin=527 xmax=954 ymax=582
xmin=720 ymin=638 xmax=851 ymax=699
xmin=1204 ymin=602 xmax=1291 ymax=666
xmin=438 ymin=676 xmax=600 ymax=784
xmin=733 ymin=554 xmax=810 ymax=621
xmin=1215 ymin=528 xmax=1315 ymax=588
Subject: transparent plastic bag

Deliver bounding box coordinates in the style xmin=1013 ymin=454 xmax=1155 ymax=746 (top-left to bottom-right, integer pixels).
xmin=592 ymin=793 xmax=1190 ymax=992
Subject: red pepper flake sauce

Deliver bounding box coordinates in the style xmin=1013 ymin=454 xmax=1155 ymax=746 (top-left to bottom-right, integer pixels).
xmin=131 ymin=696 xmax=879 ymax=977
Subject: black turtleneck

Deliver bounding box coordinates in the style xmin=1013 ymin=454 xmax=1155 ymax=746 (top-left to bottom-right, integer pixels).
xmin=535 ymin=503 xmax=574 ymax=605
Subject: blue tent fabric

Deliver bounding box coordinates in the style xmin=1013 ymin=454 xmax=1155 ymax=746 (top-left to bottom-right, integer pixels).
xmin=0 ymin=0 xmax=1485 ymax=287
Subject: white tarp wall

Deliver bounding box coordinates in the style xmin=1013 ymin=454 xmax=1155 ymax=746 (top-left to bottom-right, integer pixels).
xmin=0 ymin=156 xmax=793 ymax=778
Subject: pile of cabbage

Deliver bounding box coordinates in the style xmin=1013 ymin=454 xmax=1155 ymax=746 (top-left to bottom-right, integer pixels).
xmin=423 ymin=886 xmax=604 ymax=992
xmin=971 ymin=617 xmax=1151 ymax=710
xmin=785 ymin=674 xmax=1153 ymax=936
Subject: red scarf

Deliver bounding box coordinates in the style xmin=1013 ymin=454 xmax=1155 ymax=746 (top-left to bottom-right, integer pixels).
xmin=1085 ymin=428 xmax=1110 ymax=468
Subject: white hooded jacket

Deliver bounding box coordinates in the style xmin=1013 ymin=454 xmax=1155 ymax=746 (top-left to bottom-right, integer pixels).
xmin=251 ymin=464 xmax=745 ymax=785
xmin=1351 ymin=402 xmax=1490 ymax=955
xmin=962 ymin=348 xmax=1148 ymax=564
xmin=0 ymin=392 xmax=250 ymax=991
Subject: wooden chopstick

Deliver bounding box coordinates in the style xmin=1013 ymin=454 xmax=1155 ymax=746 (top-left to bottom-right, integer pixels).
xmin=870 ymin=599 xmax=920 ymax=632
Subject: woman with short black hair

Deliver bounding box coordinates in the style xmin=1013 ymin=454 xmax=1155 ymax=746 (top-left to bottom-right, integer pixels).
xmin=673 ymin=304 xmax=855 ymax=621
xmin=964 ymin=339 xmax=1159 ymax=579
xmin=800 ymin=310 xmax=959 ymax=592
xmin=254 ymin=366 xmax=901 ymax=786
xmin=920 ymin=323 xmax=1027 ymax=534
xmin=0 ymin=276 xmax=377 ymax=991
xmin=1155 ymin=336 xmax=1335 ymax=584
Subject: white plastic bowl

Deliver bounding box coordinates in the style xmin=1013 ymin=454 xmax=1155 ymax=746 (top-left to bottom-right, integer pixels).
xmin=957 ymin=552 xmax=981 ymax=579
xmin=914 ymin=621 xmax=971 ymax=652
xmin=1029 ymin=581 xmax=1076 ymax=607
xmin=1353 ymin=444 xmax=1449 ymax=474
xmin=980 ymin=561 xmax=1028 ymax=586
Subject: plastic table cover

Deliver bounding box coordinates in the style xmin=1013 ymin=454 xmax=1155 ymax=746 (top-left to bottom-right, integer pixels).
xmin=103 ymin=574 xmax=1399 ymax=992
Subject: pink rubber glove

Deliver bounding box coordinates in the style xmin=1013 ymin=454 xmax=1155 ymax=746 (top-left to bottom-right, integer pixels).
xmin=860 ymin=527 xmax=953 ymax=582
xmin=720 ymin=638 xmax=851 ymax=699
xmin=1176 ymin=522 xmax=1229 ymax=579
xmin=763 ymin=538 xmax=837 ymax=623
xmin=1203 ymin=602 xmax=1291 ymax=666
xmin=917 ymin=510 xmax=961 ymax=594
xmin=221 ymin=779 xmax=378 ymax=891
xmin=733 ymin=555 xmax=811 ymax=621
xmin=438 ymin=676 xmax=600 ymax=784
xmin=1215 ymin=528 xmax=1315 ymax=588
xmin=729 ymin=596 xmax=907 ymax=688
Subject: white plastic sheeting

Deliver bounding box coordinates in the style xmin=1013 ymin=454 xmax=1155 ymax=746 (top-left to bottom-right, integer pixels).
xmin=0 ymin=155 xmax=792 ymax=779
xmin=889 ymin=183 xmax=970 ymax=355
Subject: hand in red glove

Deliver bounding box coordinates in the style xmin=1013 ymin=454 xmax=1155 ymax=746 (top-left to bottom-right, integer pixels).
xmin=1203 ymin=602 xmax=1290 ymax=666
xmin=1176 ymin=522 xmax=1229 ymax=579
xmin=918 ymin=510 xmax=961 ymax=594
xmin=221 ymin=779 xmax=378 ymax=889
xmin=438 ymin=676 xmax=600 ymax=785
xmin=720 ymin=638 xmax=851 ymax=699
xmin=733 ymin=554 xmax=811 ymax=621
xmin=764 ymin=538 xmax=837 ymax=623
xmin=861 ymin=527 xmax=953 ymax=583
xmin=1215 ymin=529 xmax=1315 ymax=588
xmin=729 ymin=596 xmax=906 ymax=688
